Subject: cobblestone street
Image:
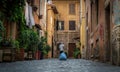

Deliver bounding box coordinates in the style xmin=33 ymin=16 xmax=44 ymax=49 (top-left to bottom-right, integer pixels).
xmin=0 ymin=59 xmax=120 ymax=72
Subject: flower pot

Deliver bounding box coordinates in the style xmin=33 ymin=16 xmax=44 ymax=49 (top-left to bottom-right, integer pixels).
xmin=44 ymin=54 xmax=48 ymax=59
xmin=78 ymin=54 xmax=81 ymax=59
xmin=19 ymin=48 xmax=24 ymax=61
xmin=28 ymin=51 xmax=33 ymax=60
xmin=40 ymin=52 xmax=43 ymax=59
xmin=35 ymin=50 xmax=41 ymax=60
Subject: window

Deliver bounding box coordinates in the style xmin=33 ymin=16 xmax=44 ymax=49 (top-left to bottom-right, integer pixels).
xmin=69 ymin=21 xmax=76 ymax=30
xmin=57 ymin=21 xmax=64 ymax=30
xmin=69 ymin=3 xmax=75 ymax=15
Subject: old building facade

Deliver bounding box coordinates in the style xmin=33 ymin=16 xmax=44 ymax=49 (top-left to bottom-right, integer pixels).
xmin=111 ymin=0 xmax=120 ymax=65
xmin=46 ymin=1 xmax=58 ymax=58
xmin=52 ymin=0 xmax=80 ymax=58
xmin=33 ymin=0 xmax=47 ymax=37
xmin=85 ymin=0 xmax=120 ymax=65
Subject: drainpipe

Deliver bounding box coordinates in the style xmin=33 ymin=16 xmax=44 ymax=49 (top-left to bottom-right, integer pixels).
xmin=80 ymin=0 xmax=82 ymax=58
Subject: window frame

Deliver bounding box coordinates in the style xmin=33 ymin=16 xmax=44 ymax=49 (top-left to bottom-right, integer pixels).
xmin=57 ymin=21 xmax=64 ymax=30
xmin=69 ymin=3 xmax=76 ymax=15
xmin=69 ymin=20 xmax=76 ymax=30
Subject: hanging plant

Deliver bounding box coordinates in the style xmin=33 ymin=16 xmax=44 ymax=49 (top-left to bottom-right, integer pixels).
xmin=0 ymin=0 xmax=25 ymax=22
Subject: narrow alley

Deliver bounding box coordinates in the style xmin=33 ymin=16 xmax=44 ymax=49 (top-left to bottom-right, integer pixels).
xmin=0 ymin=0 xmax=120 ymax=72
xmin=0 ymin=59 xmax=120 ymax=72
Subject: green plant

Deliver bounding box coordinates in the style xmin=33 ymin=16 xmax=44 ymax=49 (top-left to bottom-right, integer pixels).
xmin=19 ymin=29 xmax=39 ymax=51
xmin=0 ymin=0 xmax=26 ymax=48
xmin=0 ymin=0 xmax=25 ymax=22
xmin=19 ymin=30 xmax=29 ymax=49
xmin=38 ymin=37 xmax=51 ymax=55
xmin=43 ymin=44 xmax=51 ymax=55
xmin=0 ymin=39 xmax=10 ymax=47
xmin=0 ymin=21 xmax=4 ymax=31
xmin=11 ymin=40 xmax=19 ymax=49
xmin=0 ymin=20 xmax=5 ymax=43
xmin=73 ymin=48 xmax=80 ymax=58
xmin=27 ymin=30 xmax=39 ymax=51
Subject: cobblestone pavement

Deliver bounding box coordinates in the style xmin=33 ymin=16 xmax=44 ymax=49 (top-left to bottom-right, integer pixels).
xmin=0 ymin=59 xmax=120 ymax=72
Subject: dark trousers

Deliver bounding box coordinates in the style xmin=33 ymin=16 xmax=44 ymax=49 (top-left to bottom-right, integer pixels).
xmin=60 ymin=51 xmax=63 ymax=54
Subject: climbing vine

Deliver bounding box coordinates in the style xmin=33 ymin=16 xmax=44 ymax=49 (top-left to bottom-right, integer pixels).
xmin=0 ymin=0 xmax=25 ymax=22
xmin=0 ymin=0 xmax=27 ymax=47
xmin=0 ymin=0 xmax=27 ymax=31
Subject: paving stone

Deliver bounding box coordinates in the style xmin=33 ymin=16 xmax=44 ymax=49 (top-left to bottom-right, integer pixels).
xmin=0 ymin=59 xmax=120 ymax=72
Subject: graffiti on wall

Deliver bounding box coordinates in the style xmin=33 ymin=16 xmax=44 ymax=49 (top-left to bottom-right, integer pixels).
xmin=113 ymin=0 xmax=120 ymax=25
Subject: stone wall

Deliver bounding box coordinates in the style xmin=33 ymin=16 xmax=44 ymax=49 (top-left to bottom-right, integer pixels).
xmin=57 ymin=32 xmax=80 ymax=49
xmin=111 ymin=25 xmax=120 ymax=65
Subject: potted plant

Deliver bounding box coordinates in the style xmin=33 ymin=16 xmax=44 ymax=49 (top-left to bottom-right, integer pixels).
xmin=73 ymin=48 xmax=81 ymax=59
xmin=43 ymin=44 xmax=51 ymax=58
xmin=11 ymin=39 xmax=20 ymax=61
xmin=0 ymin=38 xmax=18 ymax=62
xmin=27 ymin=30 xmax=39 ymax=60
xmin=7 ymin=39 xmax=19 ymax=61
xmin=38 ymin=37 xmax=51 ymax=59
xmin=18 ymin=30 xmax=30 ymax=60
xmin=0 ymin=0 xmax=26 ymax=61
xmin=18 ymin=29 xmax=39 ymax=60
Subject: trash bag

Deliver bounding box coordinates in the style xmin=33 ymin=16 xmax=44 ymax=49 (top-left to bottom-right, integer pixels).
xmin=59 ymin=52 xmax=67 ymax=60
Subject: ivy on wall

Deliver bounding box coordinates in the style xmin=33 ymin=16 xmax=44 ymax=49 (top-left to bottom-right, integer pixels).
xmin=0 ymin=0 xmax=27 ymax=32
xmin=0 ymin=0 xmax=27 ymax=46
xmin=0 ymin=0 xmax=25 ymax=22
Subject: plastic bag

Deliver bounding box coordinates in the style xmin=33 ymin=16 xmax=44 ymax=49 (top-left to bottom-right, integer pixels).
xmin=59 ymin=52 xmax=67 ymax=60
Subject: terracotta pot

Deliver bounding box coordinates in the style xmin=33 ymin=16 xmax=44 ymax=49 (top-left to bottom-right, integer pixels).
xmin=19 ymin=48 xmax=24 ymax=61
xmin=35 ymin=50 xmax=41 ymax=60
xmin=78 ymin=54 xmax=81 ymax=59
xmin=44 ymin=54 xmax=48 ymax=59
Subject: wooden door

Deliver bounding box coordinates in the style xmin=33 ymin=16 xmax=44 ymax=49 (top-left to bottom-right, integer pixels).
xmin=68 ymin=43 xmax=76 ymax=58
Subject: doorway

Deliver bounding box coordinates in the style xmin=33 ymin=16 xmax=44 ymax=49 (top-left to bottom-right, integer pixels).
xmin=105 ymin=4 xmax=111 ymax=61
xmin=68 ymin=43 xmax=76 ymax=58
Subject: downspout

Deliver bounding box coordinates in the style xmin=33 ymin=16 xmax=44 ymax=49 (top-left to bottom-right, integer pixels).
xmin=80 ymin=0 xmax=82 ymax=58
